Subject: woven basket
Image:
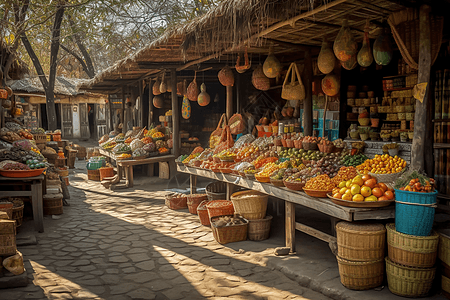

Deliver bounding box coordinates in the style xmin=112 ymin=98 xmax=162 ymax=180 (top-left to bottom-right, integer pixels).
xmin=442 ymin=275 xmax=450 ymax=297
xmin=206 ymin=200 xmax=234 ymax=219
xmin=283 ymin=180 xmax=305 ymax=191
xmin=0 ymin=220 xmax=16 ymax=256
xmin=211 ymin=215 xmax=248 ymax=244
xmin=33 ymin=134 xmax=47 ymax=143
xmin=0 ymin=202 xmax=13 ymax=220
xmin=206 ymin=181 xmax=227 ymax=201
xmin=197 ymin=200 xmax=211 ymax=226
xmin=336 ymin=221 xmax=386 ymax=261
xmin=187 ymin=194 xmax=208 ymax=215
xmin=87 ymin=169 xmax=101 ymax=181
xmin=369 ymin=171 xmax=403 ymax=184
xmin=248 ymin=215 xmax=272 ymax=241
xmin=386 ymin=257 xmax=435 ymax=297
xmin=43 ymin=194 xmax=63 ymax=215
xmin=11 ymin=204 xmax=24 ymax=228
xmin=99 ymin=167 xmax=114 ymax=181
xmin=439 ymin=231 xmax=450 ymax=267
xmin=318 ymin=143 xmax=336 ymax=153
xmin=302 ymin=142 xmax=318 ymax=151
xmin=270 ymin=178 xmax=285 ymax=187
xmin=165 ymin=195 xmax=188 ymax=210
xmin=336 ymin=256 xmax=384 ymax=290
xmin=230 ymin=190 xmax=268 ymax=220
xmin=387 ymin=223 xmax=438 ymax=268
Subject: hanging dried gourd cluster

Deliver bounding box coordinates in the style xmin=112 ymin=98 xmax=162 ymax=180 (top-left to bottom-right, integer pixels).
xmin=317 ymin=19 xmax=393 ymax=96
xmin=152 ymin=72 xmax=172 ymax=109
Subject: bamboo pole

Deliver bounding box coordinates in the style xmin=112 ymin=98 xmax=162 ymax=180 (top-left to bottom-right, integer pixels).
xmin=226 ymin=86 xmax=233 ymax=120
xmin=323 ymin=95 xmax=328 ymax=138
xmin=121 ymin=86 xmax=126 ymax=134
xmin=148 ymin=79 xmax=153 ymax=128
xmin=303 ymin=50 xmax=313 ymax=136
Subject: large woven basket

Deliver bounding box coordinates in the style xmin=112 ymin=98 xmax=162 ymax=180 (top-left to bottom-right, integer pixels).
xmin=165 ymin=195 xmax=188 ymax=210
xmin=336 ymin=256 xmax=384 ymax=290
xmin=442 ymin=275 xmax=450 ymax=298
xmin=187 ymin=194 xmax=208 ymax=215
xmin=197 ymin=200 xmax=211 ymax=226
xmin=387 ymin=223 xmax=438 ymax=268
xmin=43 ymin=194 xmax=63 ymax=215
xmin=230 ymin=190 xmax=268 ymax=220
xmin=439 ymin=230 xmax=450 ymax=267
xmin=11 ymin=204 xmax=24 ymax=228
xmin=211 ymin=215 xmax=248 ymax=245
xmin=248 ymin=215 xmax=272 ymax=241
xmin=87 ymin=169 xmax=100 ymax=181
xmin=386 ymin=257 xmax=435 ymax=297
xmin=336 ymin=221 xmax=386 ymax=261
xmin=206 ymin=200 xmax=234 ymax=220
xmin=369 ymin=171 xmax=403 ymax=184
xmin=206 ymin=181 xmax=227 ymax=200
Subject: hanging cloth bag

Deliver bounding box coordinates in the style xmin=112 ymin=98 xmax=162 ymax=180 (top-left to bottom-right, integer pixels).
xmin=187 ymin=71 xmax=199 ymax=101
xmin=209 ymin=114 xmax=226 ymax=149
xmin=281 ymin=63 xmax=305 ymax=101
xmin=229 ymin=113 xmax=245 ymax=135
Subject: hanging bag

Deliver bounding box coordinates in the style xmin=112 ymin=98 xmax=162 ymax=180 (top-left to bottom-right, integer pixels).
xmin=187 ymin=71 xmax=199 ymax=101
xmin=153 ymin=77 xmax=161 ymax=95
xmin=209 ymin=114 xmax=226 ymax=149
xmin=281 ymin=63 xmax=305 ymax=101
xmin=229 ymin=113 xmax=245 ymax=135
xmin=160 ymin=72 xmax=167 ymax=93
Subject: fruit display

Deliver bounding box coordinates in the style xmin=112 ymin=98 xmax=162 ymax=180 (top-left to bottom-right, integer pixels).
xmin=305 ymin=174 xmax=335 ymax=191
xmin=26 ymin=159 xmax=46 ymax=169
xmin=257 ymin=162 xmax=280 ymax=177
xmin=31 ymin=128 xmax=45 ymax=134
xmin=333 ymin=139 xmax=345 ymax=148
xmin=155 ymin=140 xmax=167 ymax=149
xmin=394 ymin=170 xmax=436 ymax=193
xmin=357 ymin=154 xmax=406 ymax=174
xmin=331 ymin=166 xmax=358 ymax=185
xmin=132 ymin=148 xmax=147 ymax=159
xmin=254 ymin=156 xmax=278 ymax=169
xmin=284 ymin=167 xmax=315 ymax=184
xmin=217 ymin=150 xmax=236 ymax=161
xmin=143 ymin=142 xmax=156 ymax=152
xmin=101 ymin=140 xmax=117 ymax=150
xmin=130 ymin=139 xmax=145 ymax=151
xmin=332 ymin=174 xmax=394 ymax=202
xmin=112 ymin=143 xmax=131 ymax=154
xmin=152 ymin=132 xmax=164 ymax=139
xmin=125 ymin=137 xmax=134 ymax=144
xmin=1 ymin=128 xmax=21 ymax=142
xmin=340 ymin=153 xmax=368 ymax=167
xmin=158 ymin=147 xmax=169 ymax=154
xmin=182 ymin=153 xmax=200 ymax=164
xmin=1 ymin=162 xmax=31 ymax=170
xmin=18 ymin=129 xmax=33 ymax=140
xmin=116 ymin=153 xmax=131 ymax=160
xmin=141 ymin=137 xmax=153 ymax=144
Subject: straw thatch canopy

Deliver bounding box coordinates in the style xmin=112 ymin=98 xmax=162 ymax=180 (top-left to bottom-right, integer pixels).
xmin=8 ymin=77 xmax=90 ymax=96
xmin=80 ymin=0 xmax=412 ymax=93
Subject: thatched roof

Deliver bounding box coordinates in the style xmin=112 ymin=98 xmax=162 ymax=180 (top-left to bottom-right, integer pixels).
xmin=1 ymin=40 xmax=29 ymax=80
xmin=8 ymin=76 xmax=90 ymax=96
xmin=80 ymin=0 xmax=409 ymax=93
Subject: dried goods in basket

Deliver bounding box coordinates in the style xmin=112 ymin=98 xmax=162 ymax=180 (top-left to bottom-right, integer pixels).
xmin=230 ymin=190 xmax=268 ymax=220
xmin=165 ymin=193 xmax=188 ymax=210
xmin=206 ymin=200 xmax=234 ymax=220
xmin=211 ymin=215 xmax=248 ymax=244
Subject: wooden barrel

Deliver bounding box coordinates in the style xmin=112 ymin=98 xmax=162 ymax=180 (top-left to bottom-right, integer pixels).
xmin=67 ymin=150 xmax=78 ymax=169
xmin=43 ymin=194 xmax=63 ymax=215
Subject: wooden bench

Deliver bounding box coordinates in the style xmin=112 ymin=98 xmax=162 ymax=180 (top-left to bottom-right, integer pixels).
xmin=177 ymin=164 xmax=395 ymax=253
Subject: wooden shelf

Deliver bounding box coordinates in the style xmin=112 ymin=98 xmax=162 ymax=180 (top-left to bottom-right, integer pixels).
xmin=383 ymin=74 xmax=408 ymax=79
xmin=433 ymin=143 xmax=450 ymax=149
xmin=432 ymin=119 xmax=450 ymax=123
xmin=383 ymin=87 xmax=413 ymax=92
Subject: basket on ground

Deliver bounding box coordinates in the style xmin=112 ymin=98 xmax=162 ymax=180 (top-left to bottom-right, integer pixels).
xmin=336 ymin=256 xmax=384 ymax=290
xmin=248 ymin=215 xmax=272 ymax=241
xmin=394 ymin=189 xmax=437 ymax=236
xmin=230 ymin=190 xmax=268 ymax=220
xmin=336 ymin=222 xmax=386 ymax=261
xmin=87 ymin=169 xmax=100 ymax=181
xmin=165 ymin=195 xmax=188 ymax=210
xmin=197 ymin=200 xmax=211 ymax=226
xmin=442 ymin=275 xmax=450 ymax=299
xmin=99 ymin=167 xmax=114 ymax=181
xmin=187 ymin=194 xmax=208 ymax=215
xmin=439 ymin=230 xmax=450 ymax=267
xmin=206 ymin=200 xmax=234 ymax=219
xmin=387 ymin=223 xmax=439 ymax=268
xmin=211 ymin=215 xmax=248 ymax=244
xmin=206 ymin=181 xmax=227 ymax=200
xmin=43 ymin=193 xmax=63 ymax=215
xmin=11 ymin=202 xmax=24 ymax=228
xmin=0 ymin=219 xmax=16 ymax=256
xmin=385 ymin=257 xmax=435 ymax=297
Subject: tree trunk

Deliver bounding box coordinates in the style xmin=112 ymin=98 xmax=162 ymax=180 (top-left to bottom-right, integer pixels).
xmin=67 ymin=15 xmax=95 ymax=78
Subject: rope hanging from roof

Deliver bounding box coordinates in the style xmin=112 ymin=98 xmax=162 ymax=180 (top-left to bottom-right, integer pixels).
xmin=387 ymin=8 xmax=443 ymax=70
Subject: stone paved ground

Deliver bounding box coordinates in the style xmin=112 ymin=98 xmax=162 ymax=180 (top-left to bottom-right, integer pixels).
xmin=2 ymin=163 xmax=331 ymax=300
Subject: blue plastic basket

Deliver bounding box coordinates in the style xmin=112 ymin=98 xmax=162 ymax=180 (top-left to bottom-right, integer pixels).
xmin=394 ymin=189 xmax=437 ymax=237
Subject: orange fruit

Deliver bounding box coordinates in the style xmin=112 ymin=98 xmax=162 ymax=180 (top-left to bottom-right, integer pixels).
xmin=372 ymin=187 xmax=383 ymax=198
xmin=364 ymin=178 xmax=377 ymax=189
xmin=352 ymin=194 xmax=364 ymax=202
xmin=365 ymin=195 xmax=378 ymax=202
xmin=351 ymin=184 xmax=361 ymax=195
xmin=352 ymin=176 xmax=364 ymax=186
xmin=378 ymin=183 xmax=388 ymax=193
xmin=342 ymin=193 xmax=352 ymax=201
xmin=378 ymin=196 xmax=388 ymax=201
xmin=333 ymin=193 xmax=343 ymax=199
xmin=384 ymin=190 xmax=394 ymax=200
xmin=361 ymin=186 xmax=372 ymax=197
xmin=362 ymin=174 xmax=372 ymax=181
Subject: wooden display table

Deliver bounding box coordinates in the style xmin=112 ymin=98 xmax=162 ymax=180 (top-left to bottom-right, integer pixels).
xmin=0 ymin=175 xmax=44 ymax=232
xmin=177 ymin=164 xmax=395 ymax=253
xmin=99 ymin=148 xmax=175 ymax=187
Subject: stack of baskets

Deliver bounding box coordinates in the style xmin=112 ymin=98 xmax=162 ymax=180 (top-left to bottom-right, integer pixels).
xmin=187 ymin=194 xmax=208 ymax=215
xmin=438 ymin=230 xmax=450 ymax=299
xmin=205 ymin=181 xmax=227 ymax=200
xmin=335 ymin=222 xmax=386 ymax=290
xmin=230 ymin=190 xmax=272 ymax=241
xmin=385 ymin=223 xmax=438 ymax=297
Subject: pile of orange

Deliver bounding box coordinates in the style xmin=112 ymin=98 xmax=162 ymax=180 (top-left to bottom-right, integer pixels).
xmin=357 ymin=154 xmax=407 ymax=175
xmin=332 ymin=174 xmax=395 ymax=202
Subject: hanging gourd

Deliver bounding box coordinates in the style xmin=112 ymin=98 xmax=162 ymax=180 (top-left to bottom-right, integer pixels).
xmin=166 ymin=78 xmax=172 ymax=93
xmin=153 ymin=77 xmax=161 ymax=95
xmin=341 ymin=54 xmax=358 ymax=70
xmin=197 ymin=83 xmax=210 ymax=106
xmin=181 ymin=96 xmax=191 ymax=119
xmin=317 ymin=38 xmax=336 ymax=74
xmin=252 ymin=65 xmax=270 ymax=91
xmin=176 ymin=82 xmax=183 ymax=96
xmin=218 ymin=66 xmax=234 ymax=86
xmin=263 ymin=46 xmax=282 ymax=78
xmin=153 ymin=95 xmax=164 ymax=108
xmin=357 ymin=20 xmax=373 ymax=67
xmin=235 ymin=47 xmax=251 ymax=74
xmin=187 ymin=72 xmax=199 ymax=101
xmin=333 ymin=19 xmax=358 ymax=62
xmin=322 ymin=73 xmax=340 ymax=96
xmin=160 ymin=73 xmax=167 ymax=93
xmin=373 ymin=27 xmax=393 ymax=66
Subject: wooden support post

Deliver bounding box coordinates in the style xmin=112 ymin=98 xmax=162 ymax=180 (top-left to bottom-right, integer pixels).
xmin=323 ymin=95 xmax=328 ymax=138
xmin=226 ymin=85 xmax=233 ymax=120
xmin=148 ymin=79 xmax=154 ymax=128
xmin=411 ymin=4 xmax=431 ymax=171
xmin=171 ymin=69 xmax=180 ymax=158
xmin=190 ymin=174 xmax=197 ymax=194
xmin=138 ymin=80 xmax=144 ymax=128
xmin=121 ymin=86 xmax=126 ymax=134
xmin=303 ymin=50 xmax=313 ymax=136
xmin=108 ymin=94 xmax=113 ymax=133
xmin=236 ymin=74 xmax=241 ymax=114
xmin=285 ymin=202 xmax=296 ymax=253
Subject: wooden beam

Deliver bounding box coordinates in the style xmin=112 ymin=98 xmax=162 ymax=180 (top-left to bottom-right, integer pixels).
xmin=411 ymin=4 xmax=431 ymax=171
xmin=177 ymin=52 xmax=219 ymax=71
xmin=108 ymin=94 xmax=113 ymax=133
xmin=226 ymin=86 xmax=233 ymax=120
xmin=121 ymin=87 xmax=126 ymax=134
xmin=285 ymin=202 xmax=296 ymax=253
xmin=171 ymin=69 xmax=180 ymax=157
xmin=148 ymin=79 xmax=153 ymax=127
xmin=303 ymin=50 xmax=313 ymax=136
